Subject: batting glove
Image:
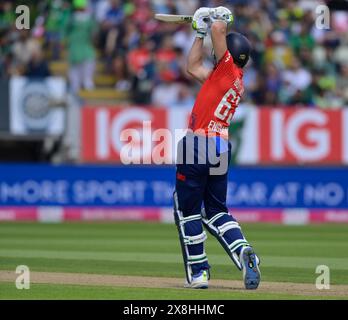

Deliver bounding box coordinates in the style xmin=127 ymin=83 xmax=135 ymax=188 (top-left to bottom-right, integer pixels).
xmin=209 ymin=6 xmax=234 ymax=25
xmin=192 ymin=7 xmax=211 ymax=38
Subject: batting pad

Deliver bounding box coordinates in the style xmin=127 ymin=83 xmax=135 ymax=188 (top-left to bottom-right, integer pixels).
xmin=202 ymin=211 xmax=249 ymax=270
xmin=173 ymin=191 xmax=209 ymax=284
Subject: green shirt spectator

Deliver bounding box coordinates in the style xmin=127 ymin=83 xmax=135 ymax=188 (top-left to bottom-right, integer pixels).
xmin=46 ymin=0 xmax=71 ymax=36
xmin=65 ymin=1 xmax=97 ymax=93
xmin=64 ymin=9 xmax=97 ymax=65
xmin=0 ymin=1 xmax=15 ymax=30
xmin=289 ymin=26 xmax=315 ymax=56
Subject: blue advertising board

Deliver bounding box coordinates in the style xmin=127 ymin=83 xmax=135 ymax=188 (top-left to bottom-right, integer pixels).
xmin=0 ymin=164 xmax=347 ymax=209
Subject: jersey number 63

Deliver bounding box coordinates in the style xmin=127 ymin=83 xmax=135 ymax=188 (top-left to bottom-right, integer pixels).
xmin=214 ymin=88 xmax=240 ymax=124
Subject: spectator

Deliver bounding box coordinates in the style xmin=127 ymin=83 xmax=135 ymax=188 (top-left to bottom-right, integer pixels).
xmin=130 ymin=50 xmax=156 ymax=105
xmin=167 ymin=84 xmax=196 ymax=109
xmin=121 ymin=21 xmax=141 ymax=52
xmin=12 ymin=30 xmax=41 ymax=75
xmin=289 ymin=23 xmax=315 ymax=56
xmin=99 ymin=0 xmax=125 ymax=56
xmin=173 ymin=25 xmax=195 ymax=56
xmin=243 ymin=61 xmax=258 ymax=103
xmin=65 ymin=0 xmax=97 ymax=94
xmin=0 ymin=1 xmax=15 ymax=30
xmin=337 ymin=64 xmax=348 ymax=105
xmin=0 ymin=29 xmax=12 ymax=78
xmin=127 ymin=37 xmax=153 ymax=75
xmin=264 ymin=63 xmax=282 ymax=105
xmin=113 ymin=54 xmax=131 ymax=91
xmin=25 ymin=50 xmax=51 ymax=78
xmin=45 ymin=0 xmax=71 ymax=60
xmin=155 ymin=35 xmax=179 ymax=81
xmin=151 ymin=74 xmax=182 ymax=107
xmin=280 ymin=58 xmax=312 ymax=105
xmin=264 ymin=30 xmax=294 ymax=69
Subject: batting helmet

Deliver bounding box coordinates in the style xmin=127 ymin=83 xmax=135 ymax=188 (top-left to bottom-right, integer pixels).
xmin=226 ymin=32 xmax=251 ymax=68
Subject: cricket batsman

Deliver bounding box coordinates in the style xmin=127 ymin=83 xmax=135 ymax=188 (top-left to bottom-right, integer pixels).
xmin=173 ymin=6 xmax=261 ymax=289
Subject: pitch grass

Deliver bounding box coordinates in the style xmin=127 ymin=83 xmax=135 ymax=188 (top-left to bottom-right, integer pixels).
xmin=0 ymin=222 xmax=347 ymax=299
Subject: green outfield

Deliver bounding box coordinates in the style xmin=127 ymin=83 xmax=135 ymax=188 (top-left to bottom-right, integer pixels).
xmin=0 ymin=222 xmax=347 ymax=300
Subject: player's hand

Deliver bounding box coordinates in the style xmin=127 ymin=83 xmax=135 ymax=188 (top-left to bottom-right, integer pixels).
xmin=209 ymin=6 xmax=234 ymax=25
xmin=192 ymin=7 xmax=211 ymax=38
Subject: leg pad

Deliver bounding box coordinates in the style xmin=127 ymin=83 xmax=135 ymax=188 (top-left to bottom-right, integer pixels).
xmin=202 ymin=211 xmax=249 ymax=270
xmin=174 ymin=191 xmax=209 ymax=283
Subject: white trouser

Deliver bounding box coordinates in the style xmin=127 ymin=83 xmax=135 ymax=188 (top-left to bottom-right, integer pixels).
xmin=69 ymin=59 xmax=95 ymax=94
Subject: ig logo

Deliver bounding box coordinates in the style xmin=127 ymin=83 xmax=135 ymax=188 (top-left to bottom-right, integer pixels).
xmin=15 ymin=265 xmax=30 ymax=290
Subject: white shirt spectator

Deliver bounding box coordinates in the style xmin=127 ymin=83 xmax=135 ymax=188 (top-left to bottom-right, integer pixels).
xmin=282 ymin=63 xmax=312 ymax=92
xmin=173 ymin=28 xmax=195 ymax=56
xmin=152 ymin=82 xmax=182 ymax=107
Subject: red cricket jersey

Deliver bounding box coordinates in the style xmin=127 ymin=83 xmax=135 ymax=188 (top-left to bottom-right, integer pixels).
xmin=188 ymin=50 xmax=244 ymax=139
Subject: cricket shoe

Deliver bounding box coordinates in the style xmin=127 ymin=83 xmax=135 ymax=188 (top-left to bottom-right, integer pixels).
xmin=240 ymin=246 xmax=261 ymax=290
xmin=184 ymin=270 xmax=209 ymax=289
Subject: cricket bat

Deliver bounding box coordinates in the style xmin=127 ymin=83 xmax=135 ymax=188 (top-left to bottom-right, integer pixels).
xmin=154 ymin=14 xmax=193 ymax=24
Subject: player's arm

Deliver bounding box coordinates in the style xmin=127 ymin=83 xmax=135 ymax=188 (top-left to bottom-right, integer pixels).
xmin=187 ymin=7 xmax=212 ymax=84
xmin=187 ymin=37 xmax=211 ymax=84
xmin=211 ymin=21 xmax=228 ymax=62
xmin=210 ymin=7 xmax=234 ymax=62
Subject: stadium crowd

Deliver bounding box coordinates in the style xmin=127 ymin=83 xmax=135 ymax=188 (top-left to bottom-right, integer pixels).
xmin=0 ymin=0 xmax=347 ymax=108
